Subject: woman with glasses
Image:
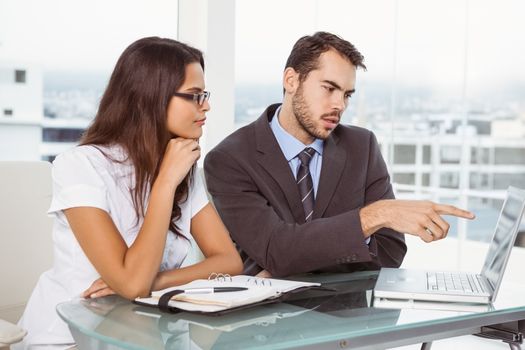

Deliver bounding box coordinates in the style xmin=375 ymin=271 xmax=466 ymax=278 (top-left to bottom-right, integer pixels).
xmin=16 ymin=37 xmax=242 ymax=349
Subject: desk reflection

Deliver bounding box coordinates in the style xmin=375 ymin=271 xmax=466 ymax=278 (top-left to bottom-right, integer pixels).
xmin=79 ymin=277 xmax=400 ymax=350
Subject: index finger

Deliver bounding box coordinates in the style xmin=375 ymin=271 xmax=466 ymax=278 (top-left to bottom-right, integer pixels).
xmin=82 ymin=284 xmax=98 ymax=298
xmin=434 ymin=204 xmax=475 ymax=219
xmin=82 ymin=279 xmax=107 ymax=298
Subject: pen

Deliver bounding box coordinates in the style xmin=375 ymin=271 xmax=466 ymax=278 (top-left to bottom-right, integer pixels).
xmin=183 ymin=287 xmax=248 ymax=294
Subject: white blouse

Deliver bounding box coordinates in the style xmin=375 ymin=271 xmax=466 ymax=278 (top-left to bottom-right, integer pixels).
xmin=16 ymin=144 xmax=208 ymax=348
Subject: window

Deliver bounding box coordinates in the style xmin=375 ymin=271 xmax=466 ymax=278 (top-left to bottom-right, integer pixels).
xmin=440 ymin=146 xmax=461 ymax=164
xmin=234 ymin=0 xmax=525 ymax=248
xmin=495 ymin=147 xmax=525 ymax=165
xmin=43 ymin=128 xmax=85 ymax=142
xmin=393 ymin=173 xmax=416 ymax=185
xmin=471 ymin=147 xmax=490 ymax=164
xmin=440 ymin=172 xmax=460 ymax=189
xmin=14 ymin=69 xmax=26 ymax=83
xmin=470 ymin=173 xmax=489 ymax=189
xmin=493 ymin=173 xmax=525 ymax=190
xmin=422 ymin=173 xmax=430 ymax=186
xmin=393 ymin=145 xmax=416 ymax=164
xmin=1 ymin=0 xmax=179 ymax=161
xmin=422 ymin=145 xmax=431 ymax=164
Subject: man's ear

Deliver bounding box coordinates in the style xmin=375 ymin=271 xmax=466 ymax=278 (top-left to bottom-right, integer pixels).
xmin=283 ymin=67 xmax=300 ymax=94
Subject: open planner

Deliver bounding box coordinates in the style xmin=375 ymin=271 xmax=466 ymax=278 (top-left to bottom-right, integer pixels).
xmin=134 ymin=275 xmax=321 ymax=315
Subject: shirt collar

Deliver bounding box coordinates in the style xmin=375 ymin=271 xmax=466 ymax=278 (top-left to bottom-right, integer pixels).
xmin=270 ymin=106 xmax=324 ymax=162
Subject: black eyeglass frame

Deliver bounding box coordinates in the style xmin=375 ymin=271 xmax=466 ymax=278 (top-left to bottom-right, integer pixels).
xmin=172 ymin=91 xmax=211 ymax=106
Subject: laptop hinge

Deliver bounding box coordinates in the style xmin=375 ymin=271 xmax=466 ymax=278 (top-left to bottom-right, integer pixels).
xmin=479 ymin=275 xmax=495 ymax=296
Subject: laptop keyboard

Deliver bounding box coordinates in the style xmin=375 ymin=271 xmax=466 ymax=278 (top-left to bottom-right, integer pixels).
xmin=427 ymin=272 xmax=486 ymax=294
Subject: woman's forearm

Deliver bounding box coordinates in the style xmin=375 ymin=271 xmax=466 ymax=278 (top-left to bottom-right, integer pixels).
xmin=118 ymin=179 xmax=177 ymax=297
xmin=152 ymin=252 xmax=243 ymax=291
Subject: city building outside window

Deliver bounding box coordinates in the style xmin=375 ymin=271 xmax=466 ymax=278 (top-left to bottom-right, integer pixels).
xmin=14 ymin=69 xmax=26 ymax=83
xmin=234 ymin=0 xmax=525 ymax=248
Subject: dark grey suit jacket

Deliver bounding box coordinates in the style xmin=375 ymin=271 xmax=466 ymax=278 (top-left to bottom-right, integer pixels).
xmin=204 ymin=104 xmax=407 ymax=277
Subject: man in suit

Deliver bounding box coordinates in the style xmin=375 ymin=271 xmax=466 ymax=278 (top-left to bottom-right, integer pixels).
xmin=204 ymin=32 xmax=474 ymax=277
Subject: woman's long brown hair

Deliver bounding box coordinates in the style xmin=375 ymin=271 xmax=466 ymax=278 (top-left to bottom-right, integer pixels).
xmin=80 ymin=37 xmax=204 ymax=237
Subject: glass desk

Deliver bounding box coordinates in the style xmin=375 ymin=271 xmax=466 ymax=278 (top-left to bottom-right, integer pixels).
xmin=57 ymin=271 xmax=525 ymax=349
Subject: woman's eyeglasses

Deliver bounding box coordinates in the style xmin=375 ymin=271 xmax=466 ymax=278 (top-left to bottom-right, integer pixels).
xmin=173 ymin=91 xmax=211 ymax=106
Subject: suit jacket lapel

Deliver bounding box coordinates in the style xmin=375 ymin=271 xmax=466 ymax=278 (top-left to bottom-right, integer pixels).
xmin=314 ymin=132 xmax=346 ymax=218
xmin=254 ymin=105 xmax=305 ymax=222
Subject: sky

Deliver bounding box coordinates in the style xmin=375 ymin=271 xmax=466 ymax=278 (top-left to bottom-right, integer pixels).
xmin=0 ymin=0 xmax=179 ymax=74
xmin=235 ymin=0 xmax=525 ymax=90
xmin=1 ymin=0 xmax=524 ymax=92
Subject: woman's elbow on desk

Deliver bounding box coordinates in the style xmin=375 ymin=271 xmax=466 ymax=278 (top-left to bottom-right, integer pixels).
xmin=117 ymin=278 xmax=155 ymax=299
xmin=115 ymin=283 xmax=151 ymax=301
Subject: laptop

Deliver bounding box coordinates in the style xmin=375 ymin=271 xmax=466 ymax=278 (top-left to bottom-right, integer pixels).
xmin=374 ymin=186 xmax=525 ymax=304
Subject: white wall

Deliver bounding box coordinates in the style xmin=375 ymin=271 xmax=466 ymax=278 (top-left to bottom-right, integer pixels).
xmin=178 ymin=0 xmax=236 ymax=158
xmin=0 ymin=123 xmax=41 ymax=160
xmin=0 ymin=63 xmax=43 ymax=122
xmin=0 ymin=63 xmax=44 ymax=160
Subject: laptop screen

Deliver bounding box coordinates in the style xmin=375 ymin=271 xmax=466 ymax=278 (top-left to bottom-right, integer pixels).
xmin=481 ymin=187 xmax=525 ymax=292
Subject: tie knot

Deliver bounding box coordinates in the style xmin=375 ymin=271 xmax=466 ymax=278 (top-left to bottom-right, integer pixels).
xmin=298 ymin=147 xmax=315 ymax=166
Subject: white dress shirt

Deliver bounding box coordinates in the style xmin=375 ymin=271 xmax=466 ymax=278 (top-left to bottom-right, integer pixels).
xmin=15 ymin=144 xmax=208 ymax=349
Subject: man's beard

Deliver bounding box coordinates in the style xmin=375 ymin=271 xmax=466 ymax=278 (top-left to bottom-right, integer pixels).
xmin=291 ymin=85 xmax=328 ymax=140
xmin=291 ymin=84 xmax=339 ymax=141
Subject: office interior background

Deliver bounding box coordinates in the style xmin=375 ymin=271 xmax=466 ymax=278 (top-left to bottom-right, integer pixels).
xmin=1 ymin=0 xmax=524 ymax=286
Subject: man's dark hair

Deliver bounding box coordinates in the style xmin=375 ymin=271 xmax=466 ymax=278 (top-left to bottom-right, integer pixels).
xmin=285 ymin=31 xmax=366 ymax=82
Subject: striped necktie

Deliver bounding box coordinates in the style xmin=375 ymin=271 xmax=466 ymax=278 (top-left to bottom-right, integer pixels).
xmin=296 ymin=147 xmax=316 ymax=222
